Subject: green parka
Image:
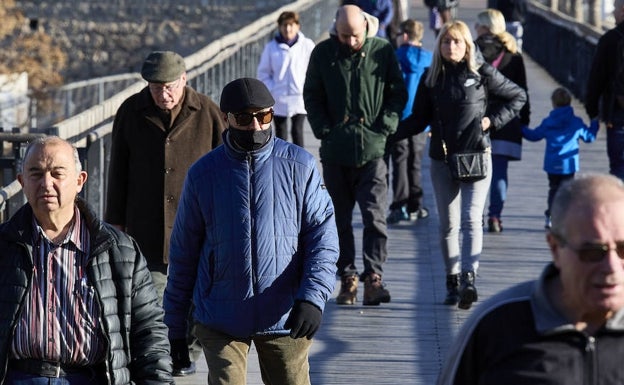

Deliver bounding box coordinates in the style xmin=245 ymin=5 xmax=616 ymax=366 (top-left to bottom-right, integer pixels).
xmin=304 ymin=35 xmax=407 ymax=167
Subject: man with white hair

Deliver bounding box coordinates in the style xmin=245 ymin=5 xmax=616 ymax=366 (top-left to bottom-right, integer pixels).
xmin=437 ymin=173 xmax=624 ymax=384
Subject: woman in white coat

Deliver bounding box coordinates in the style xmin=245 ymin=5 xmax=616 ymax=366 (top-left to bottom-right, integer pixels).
xmin=257 ymin=11 xmax=315 ymax=147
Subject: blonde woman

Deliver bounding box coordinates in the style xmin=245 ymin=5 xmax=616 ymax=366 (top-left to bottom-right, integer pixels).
xmin=475 ymin=9 xmax=531 ymax=233
xmin=395 ymin=20 xmax=526 ymax=309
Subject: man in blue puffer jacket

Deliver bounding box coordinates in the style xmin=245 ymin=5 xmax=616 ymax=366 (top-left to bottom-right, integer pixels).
xmin=163 ymin=77 xmax=339 ymax=385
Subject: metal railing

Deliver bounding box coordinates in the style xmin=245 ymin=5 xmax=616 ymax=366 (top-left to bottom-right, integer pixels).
xmin=0 ymin=0 xmax=339 ymax=221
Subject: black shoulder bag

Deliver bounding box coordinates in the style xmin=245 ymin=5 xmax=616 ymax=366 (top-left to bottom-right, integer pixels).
xmin=439 ymin=73 xmax=489 ymax=183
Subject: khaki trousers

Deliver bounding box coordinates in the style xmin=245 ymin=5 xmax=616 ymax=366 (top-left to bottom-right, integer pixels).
xmin=194 ymin=323 xmax=312 ymax=385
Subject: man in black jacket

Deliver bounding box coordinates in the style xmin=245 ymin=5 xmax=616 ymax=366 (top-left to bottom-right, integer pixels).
xmin=0 ymin=136 xmax=173 ymax=385
xmin=437 ymin=173 xmax=624 ymax=384
xmin=585 ymin=0 xmax=624 ymax=181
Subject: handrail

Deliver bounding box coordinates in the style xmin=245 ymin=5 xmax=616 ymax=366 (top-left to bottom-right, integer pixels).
xmin=0 ymin=0 xmax=336 ymax=221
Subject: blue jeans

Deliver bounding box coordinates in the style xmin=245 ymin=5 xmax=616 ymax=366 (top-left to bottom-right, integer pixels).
xmin=430 ymin=157 xmax=492 ymax=275
xmin=487 ymin=154 xmax=509 ymax=219
xmin=607 ymin=126 xmax=624 ymax=181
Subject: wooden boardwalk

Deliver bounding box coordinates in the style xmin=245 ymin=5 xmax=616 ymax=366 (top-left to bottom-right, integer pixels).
xmin=176 ymin=0 xmax=609 ymax=383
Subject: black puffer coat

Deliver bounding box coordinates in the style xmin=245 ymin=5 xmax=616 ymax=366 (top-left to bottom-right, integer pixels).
xmin=397 ymin=61 xmax=526 ymax=161
xmin=0 ymin=199 xmax=173 ymax=385
xmin=476 ymin=33 xmax=530 ymax=160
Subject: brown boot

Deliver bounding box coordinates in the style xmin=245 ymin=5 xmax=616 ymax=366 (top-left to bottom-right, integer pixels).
xmin=336 ymin=274 xmax=359 ymax=305
xmin=363 ymin=273 xmax=391 ymax=306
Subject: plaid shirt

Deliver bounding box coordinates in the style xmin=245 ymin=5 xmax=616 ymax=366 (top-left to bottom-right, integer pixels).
xmin=11 ymin=207 xmax=105 ymax=365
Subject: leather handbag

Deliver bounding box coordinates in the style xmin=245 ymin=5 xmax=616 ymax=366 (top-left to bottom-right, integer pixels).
xmin=448 ymin=151 xmax=488 ymax=182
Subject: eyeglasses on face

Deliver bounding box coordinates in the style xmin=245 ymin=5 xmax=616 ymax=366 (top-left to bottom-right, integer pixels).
xmin=228 ymin=109 xmax=274 ymax=126
xmin=554 ymin=233 xmax=624 ymax=263
xmin=148 ymin=78 xmax=181 ymax=94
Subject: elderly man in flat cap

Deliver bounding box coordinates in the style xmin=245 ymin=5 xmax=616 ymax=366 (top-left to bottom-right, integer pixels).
xmin=163 ymin=77 xmax=339 ymax=385
xmin=105 ymin=50 xmax=225 ymax=376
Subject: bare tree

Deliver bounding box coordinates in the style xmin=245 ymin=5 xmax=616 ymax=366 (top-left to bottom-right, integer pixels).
xmin=0 ymin=0 xmax=67 ymax=125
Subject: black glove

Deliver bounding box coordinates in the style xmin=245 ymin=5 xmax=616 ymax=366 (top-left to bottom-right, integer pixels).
xmin=169 ymin=338 xmax=191 ymax=369
xmin=284 ymin=300 xmax=322 ymax=340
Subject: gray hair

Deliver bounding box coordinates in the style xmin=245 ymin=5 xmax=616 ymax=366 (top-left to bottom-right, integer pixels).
xmin=21 ymin=136 xmax=82 ymax=174
xmin=550 ymin=173 xmax=624 ymax=236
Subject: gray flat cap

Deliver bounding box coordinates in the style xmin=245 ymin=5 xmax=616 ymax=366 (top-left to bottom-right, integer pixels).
xmin=141 ymin=51 xmax=186 ymax=83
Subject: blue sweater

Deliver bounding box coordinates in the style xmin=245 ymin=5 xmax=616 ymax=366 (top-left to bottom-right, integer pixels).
xmin=522 ymin=105 xmax=598 ymax=174
xmin=164 ymin=133 xmax=339 ymax=338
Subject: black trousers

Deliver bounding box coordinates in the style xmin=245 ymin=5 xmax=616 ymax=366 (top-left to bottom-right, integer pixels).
xmin=322 ymin=158 xmax=388 ymax=279
xmin=273 ymin=114 xmax=306 ymax=147
xmin=385 ymin=132 xmax=428 ymax=212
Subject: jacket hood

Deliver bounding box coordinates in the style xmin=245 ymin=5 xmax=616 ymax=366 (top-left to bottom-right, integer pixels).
xmin=397 ymin=45 xmax=429 ymax=74
xmin=547 ymin=106 xmax=576 ymax=131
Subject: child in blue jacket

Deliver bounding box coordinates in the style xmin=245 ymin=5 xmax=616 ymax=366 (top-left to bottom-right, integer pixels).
xmin=522 ymin=87 xmax=599 ymax=228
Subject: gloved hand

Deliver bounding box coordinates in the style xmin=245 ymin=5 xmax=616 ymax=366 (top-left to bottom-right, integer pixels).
xmin=284 ymin=300 xmax=322 ymax=340
xmin=169 ymin=338 xmax=191 ymax=369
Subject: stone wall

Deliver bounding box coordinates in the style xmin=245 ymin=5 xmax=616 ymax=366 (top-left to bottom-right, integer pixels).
xmin=13 ymin=1 xmax=293 ymax=82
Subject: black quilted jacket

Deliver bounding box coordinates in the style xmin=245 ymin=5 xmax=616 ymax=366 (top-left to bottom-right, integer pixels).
xmin=0 ymin=199 xmax=173 ymax=385
xmin=396 ymin=61 xmax=527 ymax=161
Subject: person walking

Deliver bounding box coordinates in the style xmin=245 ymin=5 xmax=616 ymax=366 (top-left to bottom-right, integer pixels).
xmin=163 ymin=77 xmax=339 ymax=385
xmin=474 ymin=8 xmax=531 ymax=233
xmin=522 ymin=87 xmax=599 ymax=229
xmin=487 ymin=0 xmax=527 ymax=51
xmin=386 ymin=19 xmax=433 ymax=224
xmin=394 ymin=20 xmax=526 ymax=309
xmin=342 ymin=0 xmax=394 ymax=38
xmin=0 ymin=136 xmax=173 ymax=385
xmin=105 ymin=50 xmax=224 ymax=376
xmin=304 ymin=4 xmax=407 ymax=306
xmin=585 ymin=0 xmax=624 ymax=181
xmin=437 ymin=173 xmax=624 ymax=384
xmin=257 ymin=11 xmax=315 ymax=147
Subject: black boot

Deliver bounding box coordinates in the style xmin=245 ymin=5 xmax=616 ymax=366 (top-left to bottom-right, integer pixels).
xmin=443 ymin=274 xmax=460 ymax=305
xmin=458 ymin=271 xmax=478 ymax=310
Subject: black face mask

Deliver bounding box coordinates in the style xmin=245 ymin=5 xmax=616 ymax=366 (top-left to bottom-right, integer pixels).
xmin=229 ymin=127 xmax=272 ymax=151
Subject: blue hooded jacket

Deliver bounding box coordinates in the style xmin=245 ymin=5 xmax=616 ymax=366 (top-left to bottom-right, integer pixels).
xmin=396 ymin=43 xmax=433 ymax=120
xmin=522 ymin=105 xmax=598 ymax=174
xmin=164 ymin=132 xmax=339 ymax=338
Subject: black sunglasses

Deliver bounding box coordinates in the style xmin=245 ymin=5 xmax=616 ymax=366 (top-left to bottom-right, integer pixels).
xmin=228 ymin=109 xmax=274 ymax=126
xmin=555 ymin=233 xmax=624 ymax=263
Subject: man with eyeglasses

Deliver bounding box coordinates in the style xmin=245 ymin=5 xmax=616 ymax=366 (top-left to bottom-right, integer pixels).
xmin=163 ymin=77 xmax=339 ymax=385
xmin=437 ymin=173 xmax=624 ymax=384
xmin=105 ymin=50 xmax=224 ymax=376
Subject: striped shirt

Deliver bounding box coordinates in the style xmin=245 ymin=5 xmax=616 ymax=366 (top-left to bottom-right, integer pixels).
xmin=11 ymin=207 xmax=105 ymax=365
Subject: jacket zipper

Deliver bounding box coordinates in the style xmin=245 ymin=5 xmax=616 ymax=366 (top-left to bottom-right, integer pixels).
xmin=247 ymin=153 xmax=258 ymax=295
xmin=584 ymin=335 xmax=596 ymax=385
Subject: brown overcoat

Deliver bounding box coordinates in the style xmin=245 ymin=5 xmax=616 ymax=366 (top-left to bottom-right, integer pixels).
xmin=105 ymin=86 xmax=224 ymax=266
